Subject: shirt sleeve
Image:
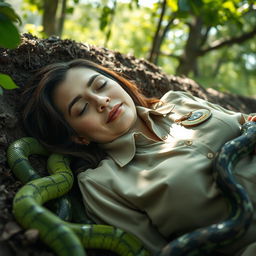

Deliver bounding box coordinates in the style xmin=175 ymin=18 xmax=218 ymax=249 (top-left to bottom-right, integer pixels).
xmin=78 ymin=172 xmax=168 ymax=253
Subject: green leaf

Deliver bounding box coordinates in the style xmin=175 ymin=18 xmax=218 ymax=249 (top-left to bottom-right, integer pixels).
xmin=0 ymin=86 xmax=3 ymax=95
xmin=0 ymin=14 xmax=20 ymax=48
xmin=66 ymin=7 xmax=74 ymax=14
xmin=129 ymin=0 xmax=139 ymax=9
xmin=190 ymin=0 xmax=203 ymax=15
xmin=178 ymin=0 xmax=190 ymax=12
xmin=0 ymin=73 xmax=18 ymax=90
xmin=106 ymin=29 xmax=111 ymax=42
xmin=99 ymin=6 xmax=112 ymax=31
xmin=0 ymin=1 xmax=11 ymax=8
xmin=0 ymin=2 xmax=22 ymax=24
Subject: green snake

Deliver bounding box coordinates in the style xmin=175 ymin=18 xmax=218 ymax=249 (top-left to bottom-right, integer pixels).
xmin=6 ymin=137 xmax=73 ymax=221
xmin=7 ymin=137 xmax=150 ymax=256
xmin=7 ymin=122 xmax=256 ymax=256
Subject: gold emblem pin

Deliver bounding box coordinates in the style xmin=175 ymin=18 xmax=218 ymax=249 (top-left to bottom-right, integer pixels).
xmin=175 ymin=109 xmax=212 ymax=127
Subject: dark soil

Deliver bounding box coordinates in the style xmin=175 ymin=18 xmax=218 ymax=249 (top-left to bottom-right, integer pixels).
xmin=0 ymin=34 xmax=255 ymax=256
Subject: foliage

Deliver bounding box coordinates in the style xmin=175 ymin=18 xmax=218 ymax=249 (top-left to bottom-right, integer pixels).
xmin=176 ymin=0 xmax=248 ymax=25
xmin=14 ymin=0 xmax=256 ymax=96
xmin=151 ymin=0 xmax=256 ymax=95
xmin=0 ymin=0 xmax=21 ymax=48
xmin=21 ymin=0 xmax=80 ymax=37
xmin=0 ymin=0 xmax=21 ymax=95
xmin=63 ymin=2 xmax=155 ymax=57
xmin=195 ymin=9 xmax=256 ymax=96
xmin=0 ymin=73 xmax=18 ymax=95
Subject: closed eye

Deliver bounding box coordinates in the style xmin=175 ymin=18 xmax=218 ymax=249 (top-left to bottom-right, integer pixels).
xmin=98 ymin=81 xmax=107 ymax=90
xmin=78 ymin=103 xmax=88 ymax=116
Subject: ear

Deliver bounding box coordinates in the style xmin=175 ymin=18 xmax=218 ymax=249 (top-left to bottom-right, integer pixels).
xmin=71 ymin=136 xmax=90 ymax=145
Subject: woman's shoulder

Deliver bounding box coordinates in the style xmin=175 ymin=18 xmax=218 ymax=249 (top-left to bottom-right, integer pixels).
xmin=77 ymin=157 xmax=117 ymax=181
xmin=158 ymin=90 xmax=194 ymax=105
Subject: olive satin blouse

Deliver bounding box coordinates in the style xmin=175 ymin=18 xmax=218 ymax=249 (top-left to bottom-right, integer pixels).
xmin=78 ymin=91 xmax=256 ymax=255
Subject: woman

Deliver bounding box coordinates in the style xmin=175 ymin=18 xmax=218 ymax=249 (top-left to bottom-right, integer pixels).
xmin=23 ymin=59 xmax=256 ymax=255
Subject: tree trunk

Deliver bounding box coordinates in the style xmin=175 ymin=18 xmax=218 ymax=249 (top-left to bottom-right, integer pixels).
xmin=176 ymin=16 xmax=203 ymax=76
xmin=42 ymin=0 xmax=59 ymax=37
xmin=176 ymin=22 xmax=256 ymax=76
xmin=152 ymin=15 xmax=175 ymax=65
xmin=56 ymin=0 xmax=67 ymax=37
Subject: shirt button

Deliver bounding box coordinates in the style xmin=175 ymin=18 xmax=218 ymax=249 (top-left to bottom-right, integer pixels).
xmin=207 ymin=152 xmax=214 ymax=159
xmin=162 ymin=135 xmax=168 ymax=140
xmin=185 ymin=140 xmax=193 ymax=146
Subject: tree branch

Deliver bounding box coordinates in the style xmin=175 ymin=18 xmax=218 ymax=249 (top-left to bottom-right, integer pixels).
xmin=160 ymin=15 xmax=176 ymax=43
xmin=199 ymin=25 xmax=211 ymax=47
xmin=158 ymin=51 xmax=182 ymax=61
xmin=199 ymin=26 xmax=256 ymax=56
xmin=148 ymin=0 xmax=167 ymax=63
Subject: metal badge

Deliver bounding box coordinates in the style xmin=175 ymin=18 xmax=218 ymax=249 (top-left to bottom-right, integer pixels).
xmin=175 ymin=109 xmax=212 ymax=127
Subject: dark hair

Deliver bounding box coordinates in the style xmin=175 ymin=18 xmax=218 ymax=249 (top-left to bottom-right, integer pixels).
xmin=22 ymin=59 xmax=159 ymax=167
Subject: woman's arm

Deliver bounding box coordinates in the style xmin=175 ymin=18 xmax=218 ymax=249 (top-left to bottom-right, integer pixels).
xmin=78 ymin=173 xmax=168 ymax=254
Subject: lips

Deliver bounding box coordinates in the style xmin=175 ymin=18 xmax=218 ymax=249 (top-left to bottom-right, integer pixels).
xmin=107 ymin=103 xmax=122 ymax=123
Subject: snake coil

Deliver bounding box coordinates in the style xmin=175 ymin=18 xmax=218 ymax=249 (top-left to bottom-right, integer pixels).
xmin=160 ymin=121 xmax=256 ymax=256
xmin=7 ymin=122 xmax=256 ymax=256
xmin=7 ymin=137 xmax=150 ymax=256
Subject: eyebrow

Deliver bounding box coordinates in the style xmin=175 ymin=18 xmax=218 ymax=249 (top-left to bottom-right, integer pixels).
xmin=68 ymin=74 xmax=100 ymax=116
xmin=87 ymin=74 xmax=100 ymax=87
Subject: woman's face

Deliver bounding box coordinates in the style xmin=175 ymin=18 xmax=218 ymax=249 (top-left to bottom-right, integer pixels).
xmin=53 ymin=67 xmax=138 ymax=144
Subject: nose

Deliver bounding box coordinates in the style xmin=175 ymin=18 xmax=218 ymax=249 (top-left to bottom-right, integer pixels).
xmin=96 ymin=95 xmax=110 ymax=112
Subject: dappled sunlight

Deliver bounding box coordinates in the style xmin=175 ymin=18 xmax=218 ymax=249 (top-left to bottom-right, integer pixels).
xmin=136 ymin=169 xmax=153 ymax=189
xmin=135 ymin=124 xmax=197 ymax=190
xmin=24 ymin=24 xmax=43 ymax=37
xmin=169 ymin=123 xmax=195 ymax=140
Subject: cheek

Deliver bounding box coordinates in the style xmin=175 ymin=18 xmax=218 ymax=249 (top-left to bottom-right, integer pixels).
xmin=69 ymin=115 xmax=99 ymax=136
xmin=72 ymin=116 xmax=100 ymax=136
xmin=115 ymin=88 xmax=135 ymax=108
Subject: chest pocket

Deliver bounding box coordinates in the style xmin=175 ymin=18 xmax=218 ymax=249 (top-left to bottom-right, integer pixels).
xmin=165 ymin=108 xmax=241 ymax=152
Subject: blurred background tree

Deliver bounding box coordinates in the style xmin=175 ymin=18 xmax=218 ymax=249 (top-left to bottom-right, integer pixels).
xmin=8 ymin=0 xmax=256 ymax=96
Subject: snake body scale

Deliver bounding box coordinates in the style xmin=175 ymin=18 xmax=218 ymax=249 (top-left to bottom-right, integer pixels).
xmin=7 ymin=137 xmax=73 ymax=221
xmin=160 ymin=121 xmax=256 ymax=255
xmin=7 ymin=122 xmax=256 ymax=256
xmin=7 ymin=137 xmax=150 ymax=256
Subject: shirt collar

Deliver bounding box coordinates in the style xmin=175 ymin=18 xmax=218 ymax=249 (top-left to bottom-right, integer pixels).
xmin=101 ymin=102 xmax=175 ymax=167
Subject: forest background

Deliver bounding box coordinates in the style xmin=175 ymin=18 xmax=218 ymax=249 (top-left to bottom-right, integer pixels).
xmin=4 ymin=0 xmax=256 ymax=97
